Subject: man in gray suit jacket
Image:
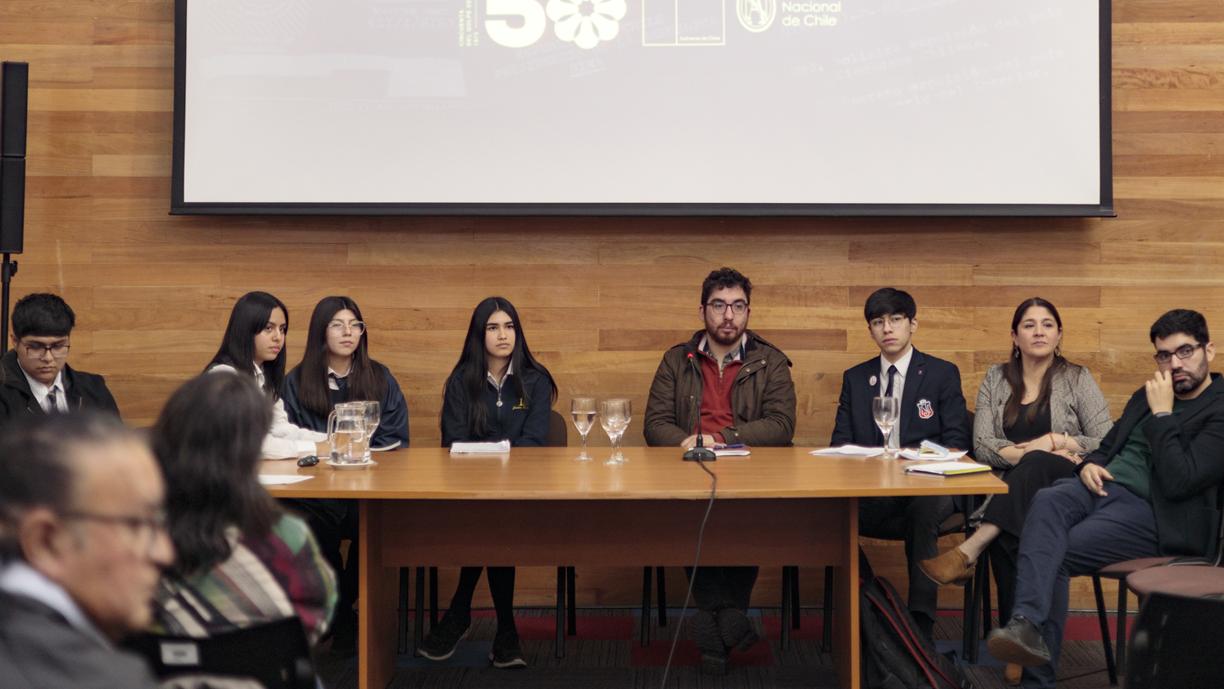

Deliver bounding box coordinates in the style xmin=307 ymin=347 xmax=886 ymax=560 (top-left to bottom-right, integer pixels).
xmin=0 ymin=413 xmax=173 ymax=689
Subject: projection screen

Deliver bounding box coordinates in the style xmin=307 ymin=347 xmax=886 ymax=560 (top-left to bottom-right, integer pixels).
xmin=171 ymin=0 xmax=1113 ymax=215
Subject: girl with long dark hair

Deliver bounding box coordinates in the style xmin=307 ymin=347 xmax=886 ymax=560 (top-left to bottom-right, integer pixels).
xmin=920 ymin=297 xmax=1112 ymax=684
xmin=205 ymin=291 xmax=326 ymax=458
xmin=280 ymin=295 xmax=410 ymax=650
xmin=418 ymin=296 xmax=557 ymax=669
xmin=151 ymin=372 xmax=336 ymax=643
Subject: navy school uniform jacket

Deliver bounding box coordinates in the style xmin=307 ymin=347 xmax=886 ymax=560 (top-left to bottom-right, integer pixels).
xmin=281 ymin=362 xmax=410 ymax=449
xmin=441 ymin=367 xmax=553 ymax=447
xmin=0 ymin=350 xmax=120 ymax=428
xmin=830 ymin=348 xmax=971 ymax=450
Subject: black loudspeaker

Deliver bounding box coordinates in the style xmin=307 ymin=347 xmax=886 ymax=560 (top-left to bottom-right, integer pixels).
xmin=0 ymin=61 xmax=29 ymax=254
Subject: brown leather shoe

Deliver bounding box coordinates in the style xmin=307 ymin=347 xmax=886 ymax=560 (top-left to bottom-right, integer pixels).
xmin=1004 ymin=662 xmax=1022 ymax=685
xmin=919 ymin=547 xmax=975 ymax=585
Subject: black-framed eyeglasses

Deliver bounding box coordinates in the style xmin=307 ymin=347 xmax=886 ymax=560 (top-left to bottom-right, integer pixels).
xmin=705 ymin=300 xmax=748 ymax=315
xmin=21 ymin=340 xmax=70 ymax=359
xmin=327 ymin=320 xmax=366 ymax=334
xmin=61 ymin=509 xmax=168 ymax=553
xmin=1154 ymin=343 xmax=1204 ymax=364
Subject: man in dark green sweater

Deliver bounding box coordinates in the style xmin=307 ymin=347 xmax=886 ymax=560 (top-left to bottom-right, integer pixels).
xmin=987 ymin=309 xmax=1224 ymax=689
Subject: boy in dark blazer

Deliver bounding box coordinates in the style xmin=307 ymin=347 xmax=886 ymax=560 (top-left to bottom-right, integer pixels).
xmin=830 ymin=287 xmax=970 ymax=641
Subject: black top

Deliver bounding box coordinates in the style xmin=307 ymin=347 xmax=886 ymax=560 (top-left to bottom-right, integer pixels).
xmin=1004 ymin=401 xmax=1052 ymax=444
xmin=440 ymin=367 xmax=553 ymax=447
xmin=281 ymin=362 xmax=410 ymax=449
xmin=0 ymin=350 xmax=120 ymax=430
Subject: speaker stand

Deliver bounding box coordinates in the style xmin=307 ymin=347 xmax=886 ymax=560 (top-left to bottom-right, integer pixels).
xmin=1 ymin=253 xmax=16 ymax=354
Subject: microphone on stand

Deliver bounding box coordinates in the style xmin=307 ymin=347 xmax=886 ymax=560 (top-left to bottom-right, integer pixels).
xmin=682 ymin=351 xmax=716 ymax=462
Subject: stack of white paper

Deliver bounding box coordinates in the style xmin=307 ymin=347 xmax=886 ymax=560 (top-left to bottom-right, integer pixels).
xmin=450 ymin=440 xmax=512 ymax=454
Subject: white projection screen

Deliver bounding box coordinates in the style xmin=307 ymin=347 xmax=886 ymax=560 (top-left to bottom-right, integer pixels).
xmin=171 ymin=0 xmax=1113 ymax=215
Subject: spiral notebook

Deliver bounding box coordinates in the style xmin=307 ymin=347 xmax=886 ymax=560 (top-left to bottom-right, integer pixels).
xmin=904 ymin=461 xmax=992 ymax=476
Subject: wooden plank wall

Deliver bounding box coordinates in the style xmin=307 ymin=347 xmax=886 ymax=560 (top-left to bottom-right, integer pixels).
xmin=2 ymin=0 xmax=1221 ymax=613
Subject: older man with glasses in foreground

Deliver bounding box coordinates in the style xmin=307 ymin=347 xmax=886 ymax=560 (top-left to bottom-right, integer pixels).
xmin=0 ymin=412 xmax=174 ymax=689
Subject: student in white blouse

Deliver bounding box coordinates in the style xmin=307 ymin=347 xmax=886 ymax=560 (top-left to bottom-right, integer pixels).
xmin=205 ymin=291 xmax=326 ymax=459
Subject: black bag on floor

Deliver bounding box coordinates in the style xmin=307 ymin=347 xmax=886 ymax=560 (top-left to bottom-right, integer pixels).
xmin=860 ymin=570 xmax=973 ymax=689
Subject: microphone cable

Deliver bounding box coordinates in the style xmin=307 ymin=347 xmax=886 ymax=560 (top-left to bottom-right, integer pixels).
xmin=659 ymin=457 xmax=718 ymax=688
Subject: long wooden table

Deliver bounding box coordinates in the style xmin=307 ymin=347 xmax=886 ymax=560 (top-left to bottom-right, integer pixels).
xmin=263 ymin=447 xmax=1005 ymax=689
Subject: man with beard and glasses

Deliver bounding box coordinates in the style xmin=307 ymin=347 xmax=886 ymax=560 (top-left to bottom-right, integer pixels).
xmin=988 ymin=309 xmax=1224 ymax=689
xmin=644 ymin=266 xmax=796 ymax=675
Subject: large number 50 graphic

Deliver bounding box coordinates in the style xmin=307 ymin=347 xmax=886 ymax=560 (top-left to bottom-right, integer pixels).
xmin=485 ymin=0 xmax=628 ymax=50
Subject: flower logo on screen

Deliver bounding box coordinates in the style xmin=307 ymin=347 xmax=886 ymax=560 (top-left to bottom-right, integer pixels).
xmin=546 ymin=0 xmax=626 ymax=49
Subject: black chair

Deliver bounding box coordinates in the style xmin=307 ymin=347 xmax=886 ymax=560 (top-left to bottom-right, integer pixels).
xmin=1126 ymin=590 xmax=1224 ymax=689
xmin=125 ymin=617 xmax=314 ymax=689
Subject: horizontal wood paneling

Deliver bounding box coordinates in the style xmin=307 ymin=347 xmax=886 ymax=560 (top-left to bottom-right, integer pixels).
xmin=1 ymin=0 xmax=1212 ymax=612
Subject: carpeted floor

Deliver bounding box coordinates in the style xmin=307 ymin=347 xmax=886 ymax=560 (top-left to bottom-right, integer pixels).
xmin=316 ymin=609 xmax=1121 ymax=688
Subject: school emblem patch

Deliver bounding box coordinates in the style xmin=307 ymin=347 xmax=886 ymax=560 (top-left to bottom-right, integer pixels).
xmin=917 ymin=399 xmax=934 ymax=419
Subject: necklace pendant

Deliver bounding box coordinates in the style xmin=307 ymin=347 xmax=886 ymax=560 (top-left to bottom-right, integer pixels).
xmin=496 ymin=398 xmax=503 ymax=408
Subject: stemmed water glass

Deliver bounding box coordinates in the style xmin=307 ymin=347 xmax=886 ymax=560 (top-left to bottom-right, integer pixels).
xmin=570 ymin=397 xmax=597 ymax=461
xmin=599 ymin=398 xmax=631 ymax=465
xmin=361 ymin=400 xmax=380 ymax=461
xmin=872 ymin=396 xmax=900 ymax=459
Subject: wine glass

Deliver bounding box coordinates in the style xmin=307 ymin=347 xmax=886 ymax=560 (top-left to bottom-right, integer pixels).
xmin=361 ymin=400 xmax=380 ymax=461
xmin=599 ymin=398 xmax=631 ymax=465
xmin=570 ymin=397 xmax=597 ymax=461
xmin=872 ymin=396 xmax=900 ymax=459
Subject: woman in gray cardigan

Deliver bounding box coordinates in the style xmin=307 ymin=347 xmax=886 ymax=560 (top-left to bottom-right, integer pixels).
xmin=920 ymin=298 xmax=1112 ymax=632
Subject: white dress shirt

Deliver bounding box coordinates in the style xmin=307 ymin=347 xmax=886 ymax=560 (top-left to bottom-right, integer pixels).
xmin=21 ymin=369 xmax=68 ymax=413
xmin=878 ymin=346 xmax=914 ymax=446
xmin=208 ymin=363 xmax=327 ymax=459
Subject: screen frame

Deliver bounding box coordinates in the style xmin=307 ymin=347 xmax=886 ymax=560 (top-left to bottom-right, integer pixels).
xmin=170 ymin=0 xmax=1114 ymax=218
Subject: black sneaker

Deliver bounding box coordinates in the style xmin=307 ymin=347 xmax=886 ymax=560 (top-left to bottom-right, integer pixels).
xmin=417 ymin=612 xmax=471 ymax=661
xmin=489 ymin=630 xmax=528 ymax=669
xmin=717 ymin=607 xmax=760 ymax=653
xmin=987 ymin=615 xmax=1051 ymax=667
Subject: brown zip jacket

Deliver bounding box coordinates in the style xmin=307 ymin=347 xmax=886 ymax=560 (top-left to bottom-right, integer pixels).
xmin=644 ymin=329 xmax=796 ymax=447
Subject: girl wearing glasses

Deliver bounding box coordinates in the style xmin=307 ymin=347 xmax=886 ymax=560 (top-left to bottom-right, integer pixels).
xmin=205 ymin=291 xmax=327 ymax=460
xmin=920 ymin=297 xmax=1112 ymax=684
xmin=418 ymin=296 xmax=557 ymax=669
xmin=278 ymin=296 xmax=409 ymax=651
xmin=281 ymin=295 xmax=409 ymax=450
xmin=151 ymin=372 xmax=337 ymax=644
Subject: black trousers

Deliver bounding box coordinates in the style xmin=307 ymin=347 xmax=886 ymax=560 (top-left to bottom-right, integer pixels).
xmin=684 ymin=566 xmax=759 ymax=613
xmin=859 ymin=494 xmax=954 ymax=636
xmin=980 ymin=450 xmax=1079 ymax=621
xmin=280 ymin=498 xmax=359 ymax=619
xmin=447 ymin=566 xmax=517 ymax=632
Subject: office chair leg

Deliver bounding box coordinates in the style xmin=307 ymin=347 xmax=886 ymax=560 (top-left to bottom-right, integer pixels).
xmin=414 ymin=567 xmax=426 ymax=652
xmin=1115 ymin=584 xmax=1127 ymax=676
xmin=567 ymin=566 xmax=577 ymax=635
xmin=981 ymin=555 xmax=993 ymax=637
xmin=397 ymin=567 xmax=410 ymax=654
xmin=428 ymin=567 xmax=439 ymax=627
xmin=791 ymin=566 xmax=801 ymax=629
xmin=1091 ymin=574 xmax=1118 ymax=686
xmin=821 ymin=565 xmax=834 ymax=653
xmin=640 ymin=566 xmax=652 ymax=646
xmin=656 ymin=567 xmax=668 ymax=627
xmin=781 ymin=567 xmax=792 ymax=651
xmin=555 ymin=566 xmax=566 ymax=658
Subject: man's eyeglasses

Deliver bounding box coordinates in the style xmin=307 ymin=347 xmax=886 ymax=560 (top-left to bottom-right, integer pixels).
xmin=1153 ymin=343 xmax=1205 ymax=364
xmin=869 ymin=314 xmax=910 ymax=330
xmin=61 ymin=509 xmax=168 ymax=555
xmin=21 ymin=340 xmax=70 ymax=359
xmin=705 ymin=300 xmax=748 ymax=315
xmin=327 ymin=320 xmax=366 ymax=334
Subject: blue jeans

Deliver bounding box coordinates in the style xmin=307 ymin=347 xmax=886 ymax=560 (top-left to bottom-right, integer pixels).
xmin=1009 ymin=478 xmax=1159 ymax=688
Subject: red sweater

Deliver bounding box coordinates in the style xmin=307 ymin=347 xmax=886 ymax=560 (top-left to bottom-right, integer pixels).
xmin=699 ymin=353 xmax=743 ymax=441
